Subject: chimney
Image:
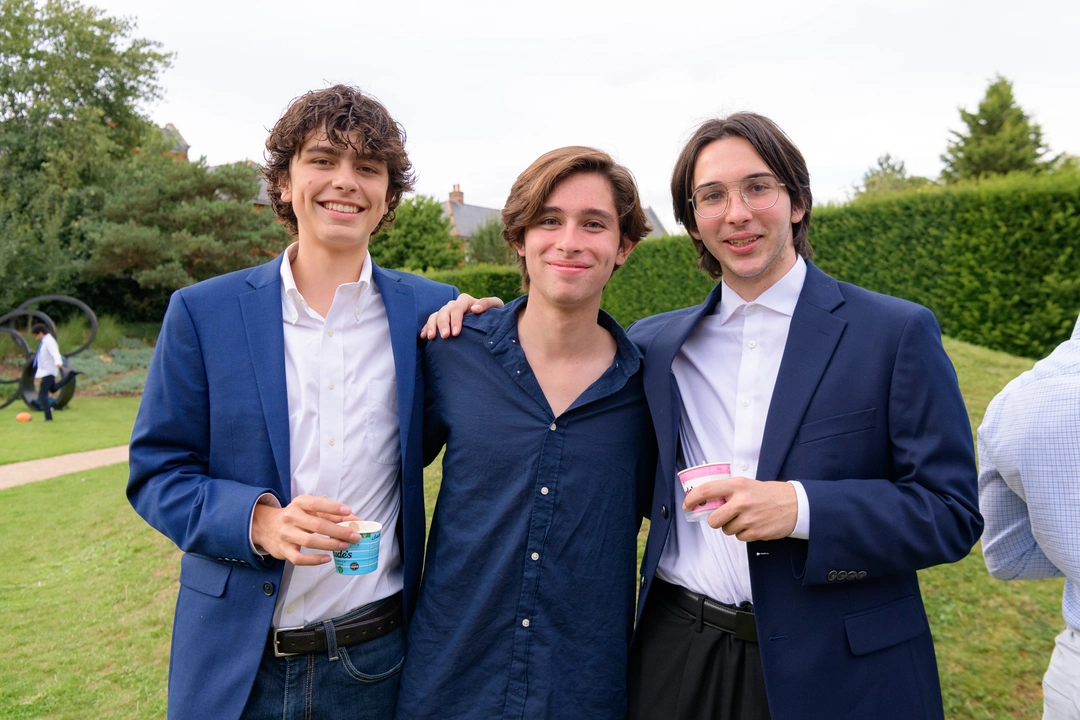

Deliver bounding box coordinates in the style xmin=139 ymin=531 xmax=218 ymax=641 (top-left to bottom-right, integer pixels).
xmin=449 ymin=184 xmax=464 ymax=204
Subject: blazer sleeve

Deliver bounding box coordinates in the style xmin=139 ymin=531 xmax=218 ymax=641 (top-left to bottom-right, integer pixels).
xmin=127 ymin=291 xmax=276 ymax=568
xmin=798 ymin=306 xmax=983 ymax=584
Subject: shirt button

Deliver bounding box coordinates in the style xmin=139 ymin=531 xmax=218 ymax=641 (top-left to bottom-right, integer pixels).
xmin=327 ymin=329 xmax=334 ymax=337
xmin=328 ymin=381 xmax=335 ymax=389
xmin=740 ymin=462 xmax=748 ymax=470
xmin=541 ymin=487 xmax=549 ymax=495
xmin=748 ymin=340 xmax=756 ymax=349
xmin=748 ymin=304 xmax=757 ymax=312
xmin=329 ymin=437 xmax=336 ymax=446
xmin=531 ymin=552 xmax=539 ymax=561
xmin=740 ymin=398 xmax=749 ymax=407
xmin=522 ymin=618 xmax=530 ymax=628
xmin=286 ymin=605 xmax=295 ymax=614
xmin=549 ymin=422 xmax=557 ymax=431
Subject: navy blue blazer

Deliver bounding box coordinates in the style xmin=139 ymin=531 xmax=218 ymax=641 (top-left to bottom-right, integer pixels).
xmin=628 ymin=262 xmax=982 ymax=720
xmin=127 ymin=255 xmax=457 ymax=720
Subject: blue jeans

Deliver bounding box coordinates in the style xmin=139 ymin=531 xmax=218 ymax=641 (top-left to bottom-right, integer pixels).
xmin=241 ymin=605 xmax=405 ymax=720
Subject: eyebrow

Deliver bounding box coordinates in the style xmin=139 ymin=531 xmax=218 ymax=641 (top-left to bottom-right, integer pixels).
xmin=539 ymin=205 xmax=617 ymax=223
xmin=692 ymin=172 xmax=775 ymax=194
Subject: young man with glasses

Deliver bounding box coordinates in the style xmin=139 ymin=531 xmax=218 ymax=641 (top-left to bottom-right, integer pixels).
xmin=625 ymin=113 xmax=982 ymax=720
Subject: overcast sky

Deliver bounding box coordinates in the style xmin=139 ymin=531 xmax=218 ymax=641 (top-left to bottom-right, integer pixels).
xmin=90 ymin=0 xmax=1079 ymax=235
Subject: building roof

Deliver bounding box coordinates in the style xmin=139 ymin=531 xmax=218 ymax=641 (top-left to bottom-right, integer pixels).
xmin=643 ymin=207 xmax=667 ymax=237
xmin=444 ymin=201 xmax=500 ymax=238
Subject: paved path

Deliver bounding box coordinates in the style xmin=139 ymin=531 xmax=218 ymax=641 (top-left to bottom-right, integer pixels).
xmin=0 ymin=445 xmax=129 ymax=491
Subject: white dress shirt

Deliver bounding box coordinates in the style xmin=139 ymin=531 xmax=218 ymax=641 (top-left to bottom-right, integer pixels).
xmin=270 ymin=243 xmax=404 ymax=628
xmin=34 ymin=333 xmax=62 ymax=379
xmin=656 ymin=256 xmax=810 ymax=605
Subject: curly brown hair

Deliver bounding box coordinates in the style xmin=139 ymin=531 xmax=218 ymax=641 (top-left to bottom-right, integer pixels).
xmin=671 ymin=113 xmax=813 ymax=280
xmin=501 ymin=146 xmax=651 ymax=292
xmin=263 ymin=85 xmax=415 ymax=237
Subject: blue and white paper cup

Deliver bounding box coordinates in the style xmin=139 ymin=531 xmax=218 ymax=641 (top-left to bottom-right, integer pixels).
xmin=333 ymin=520 xmax=381 ymax=576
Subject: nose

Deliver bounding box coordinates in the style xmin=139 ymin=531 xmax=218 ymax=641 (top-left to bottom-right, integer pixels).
xmin=725 ymin=191 xmax=754 ymax=223
xmin=332 ymin=164 xmax=360 ymax=192
xmin=554 ymin=225 xmax=585 ymax=253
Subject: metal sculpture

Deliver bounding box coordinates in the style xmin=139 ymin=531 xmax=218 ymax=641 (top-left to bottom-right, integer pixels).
xmin=0 ymin=295 xmax=98 ymax=410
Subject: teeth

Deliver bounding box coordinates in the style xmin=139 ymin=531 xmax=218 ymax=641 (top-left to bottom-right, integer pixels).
xmin=323 ymin=202 xmax=360 ymax=214
xmin=729 ymin=238 xmax=755 ymax=247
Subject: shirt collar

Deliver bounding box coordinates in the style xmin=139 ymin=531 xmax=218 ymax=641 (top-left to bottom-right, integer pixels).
xmin=463 ymin=294 xmax=643 ymax=376
xmin=716 ymin=255 xmax=807 ymax=324
xmin=279 ymin=241 xmax=373 ymax=324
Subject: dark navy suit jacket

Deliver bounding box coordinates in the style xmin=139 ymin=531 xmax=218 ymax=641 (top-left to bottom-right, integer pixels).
xmin=628 ymin=262 xmax=983 ymax=720
xmin=127 ymin=255 xmax=457 ymax=720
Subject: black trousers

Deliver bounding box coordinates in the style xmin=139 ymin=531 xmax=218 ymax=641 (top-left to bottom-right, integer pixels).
xmin=627 ymin=581 xmax=771 ymax=720
xmin=37 ymin=374 xmax=55 ymax=420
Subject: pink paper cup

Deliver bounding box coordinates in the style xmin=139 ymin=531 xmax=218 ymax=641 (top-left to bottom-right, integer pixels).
xmin=678 ymin=462 xmax=731 ymax=522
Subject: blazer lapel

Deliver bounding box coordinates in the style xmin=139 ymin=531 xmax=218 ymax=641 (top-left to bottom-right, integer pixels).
xmin=372 ymin=263 xmax=417 ymax=464
xmin=644 ymin=282 xmax=724 ymax=487
xmin=239 ymin=257 xmax=291 ymax=496
xmin=758 ymin=263 xmax=847 ymax=481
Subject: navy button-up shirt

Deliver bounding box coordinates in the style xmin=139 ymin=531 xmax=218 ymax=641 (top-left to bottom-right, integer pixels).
xmin=396 ymin=296 xmax=656 ymax=720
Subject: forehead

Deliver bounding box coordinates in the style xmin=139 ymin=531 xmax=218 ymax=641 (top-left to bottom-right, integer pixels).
xmin=693 ymin=136 xmax=772 ymax=186
xmin=545 ymin=171 xmax=616 ymax=209
xmin=295 ymin=130 xmax=383 ymax=162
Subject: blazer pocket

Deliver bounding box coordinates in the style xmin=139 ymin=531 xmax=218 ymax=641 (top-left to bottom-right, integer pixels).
xmin=844 ymin=595 xmax=928 ymax=656
xmin=796 ymin=408 xmax=876 ymax=445
xmin=179 ymin=553 xmax=232 ymax=598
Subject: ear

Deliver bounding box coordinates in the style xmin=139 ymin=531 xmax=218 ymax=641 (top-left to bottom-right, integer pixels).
xmin=513 ymin=241 xmax=526 ymax=258
xmin=278 ymin=174 xmax=292 ymax=204
xmin=614 ymin=237 xmax=636 ymax=267
xmin=790 ymin=201 xmax=806 ymax=224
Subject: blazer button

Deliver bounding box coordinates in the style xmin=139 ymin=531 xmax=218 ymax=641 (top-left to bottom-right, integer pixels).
xmin=857 ymin=571 xmax=867 ymax=580
xmin=661 ymin=505 xmax=669 ymax=519
xmin=640 ymin=576 xmax=647 ymax=589
xmin=837 ymin=571 xmax=848 ymax=581
xmin=827 ymin=571 xmax=837 ymax=581
xmin=262 ymin=582 xmax=275 ymax=596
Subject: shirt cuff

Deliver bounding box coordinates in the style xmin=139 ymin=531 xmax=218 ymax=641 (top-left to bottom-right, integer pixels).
xmin=250 ymin=493 xmax=282 ymax=556
xmin=788 ymin=480 xmax=810 ymax=540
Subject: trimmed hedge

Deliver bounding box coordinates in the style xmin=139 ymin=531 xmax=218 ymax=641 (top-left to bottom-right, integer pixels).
xmin=813 ymin=171 xmax=1080 ymax=359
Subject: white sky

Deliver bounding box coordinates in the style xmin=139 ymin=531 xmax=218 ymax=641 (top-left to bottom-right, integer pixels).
xmin=91 ymin=0 xmax=1080 ymax=235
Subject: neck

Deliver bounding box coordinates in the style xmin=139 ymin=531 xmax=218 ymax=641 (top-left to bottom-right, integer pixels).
xmin=516 ymin=293 xmax=606 ymax=357
xmin=290 ymin=238 xmax=368 ymax=316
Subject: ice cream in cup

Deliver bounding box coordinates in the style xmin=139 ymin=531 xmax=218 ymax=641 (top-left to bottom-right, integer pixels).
xmin=678 ymin=463 xmax=731 ymax=522
xmin=333 ymin=520 xmax=381 ymax=575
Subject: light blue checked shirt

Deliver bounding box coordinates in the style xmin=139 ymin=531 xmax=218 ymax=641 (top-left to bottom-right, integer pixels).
xmin=979 ymin=314 xmax=1080 ymax=629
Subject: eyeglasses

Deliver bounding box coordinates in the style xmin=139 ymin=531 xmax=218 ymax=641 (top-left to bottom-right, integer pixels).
xmin=690 ymin=175 xmax=785 ymax=219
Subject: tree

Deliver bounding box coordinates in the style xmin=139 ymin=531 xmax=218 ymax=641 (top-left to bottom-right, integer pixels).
xmin=466 ymin=214 xmax=514 ymax=265
xmin=370 ymin=195 xmax=463 ymax=272
xmin=852 ymin=154 xmax=931 ymax=201
xmin=79 ymin=136 xmax=291 ymax=319
xmin=0 ymin=0 xmax=172 ymax=311
xmin=940 ymin=75 xmax=1058 ymax=183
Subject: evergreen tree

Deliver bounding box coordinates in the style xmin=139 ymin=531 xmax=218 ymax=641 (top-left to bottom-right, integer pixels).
xmin=941 ymin=75 xmax=1057 ymax=183
xmin=852 ymin=154 xmax=931 ymax=201
xmin=370 ymin=195 xmax=464 ymax=272
xmin=466 ymin=215 xmax=514 ymax=265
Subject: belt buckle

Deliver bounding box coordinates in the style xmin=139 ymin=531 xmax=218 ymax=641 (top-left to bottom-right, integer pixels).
xmin=272 ymin=625 xmax=304 ymax=658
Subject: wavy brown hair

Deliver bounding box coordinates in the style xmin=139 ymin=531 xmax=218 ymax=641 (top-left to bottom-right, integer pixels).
xmin=502 ymin=146 xmax=651 ymax=291
xmin=671 ymin=113 xmax=813 ymax=280
xmin=263 ymin=85 xmax=415 ymax=237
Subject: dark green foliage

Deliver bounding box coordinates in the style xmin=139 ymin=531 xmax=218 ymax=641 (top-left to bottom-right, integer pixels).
xmin=813 ymin=171 xmax=1080 ymax=358
xmin=601 ymin=236 xmax=716 ymax=326
xmin=941 ymin=75 xmax=1057 ymax=183
xmin=852 ymin=154 xmax=932 ymax=201
xmin=79 ymin=142 xmax=290 ymax=319
xmin=371 ymin=195 xmax=464 ymax=272
xmin=424 ymin=264 xmax=524 ymax=303
xmin=0 ymin=0 xmax=172 ymax=311
xmin=466 ymin=215 xmax=514 ymax=265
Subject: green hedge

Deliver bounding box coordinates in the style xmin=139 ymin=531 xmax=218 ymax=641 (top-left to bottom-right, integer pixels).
xmin=813 ymin=171 xmax=1080 ymax=359
xmin=426 ymin=239 xmax=718 ymax=328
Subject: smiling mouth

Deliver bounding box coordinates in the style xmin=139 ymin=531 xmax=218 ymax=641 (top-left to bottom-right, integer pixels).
xmin=321 ymin=202 xmax=361 ymax=214
xmin=727 ymin=236 xmax=758 ymax=248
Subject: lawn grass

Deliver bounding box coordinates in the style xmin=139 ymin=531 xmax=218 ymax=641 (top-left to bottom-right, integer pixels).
xmin=0 ymin=397 xmax=141 ymax=464
xmin=0 ymin=464 xmax=177 ymax=719
xmin=0 ymin=334 xmax=1059 ymax=718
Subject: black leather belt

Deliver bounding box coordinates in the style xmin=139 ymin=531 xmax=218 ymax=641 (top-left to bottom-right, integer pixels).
xmin=653 ymin=579 xmax=758 ymax=643
xmin=267 ymin=592 xmax=402 ymax=657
